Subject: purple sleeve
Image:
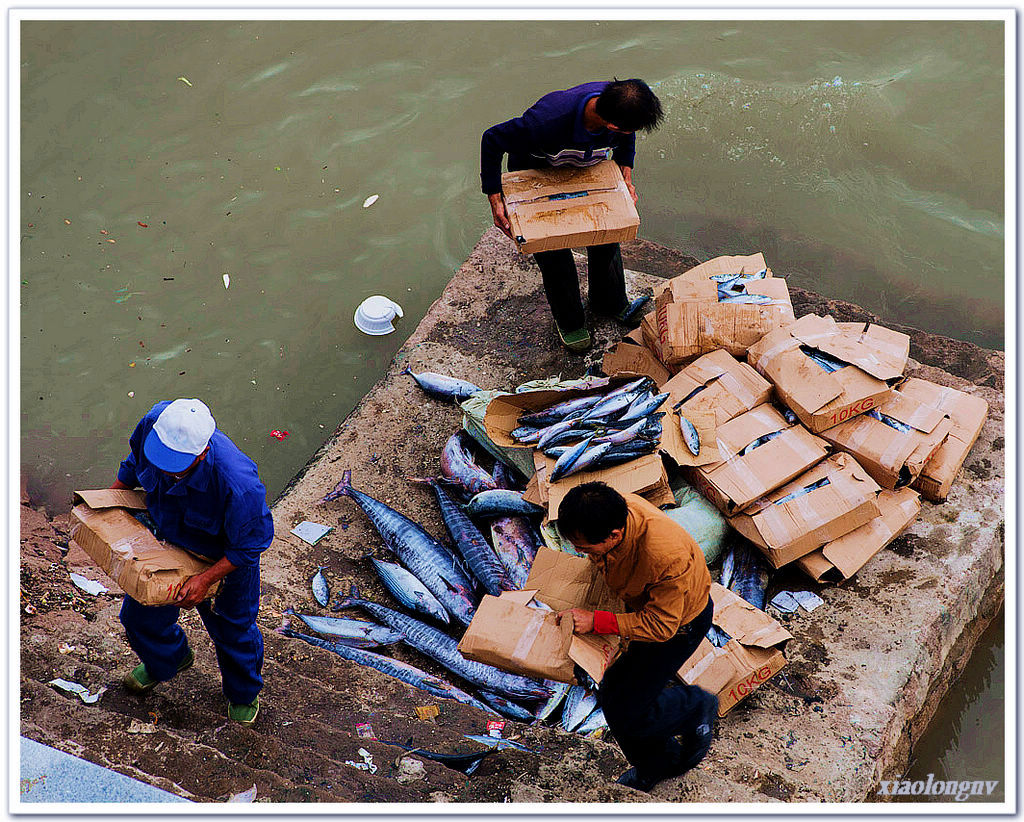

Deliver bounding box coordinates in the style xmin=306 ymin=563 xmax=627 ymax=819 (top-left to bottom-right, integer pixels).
xmin=613 ymin=132 xmax=636 ymax=169
xmin=480 ymin=115 xmax=535 ymax=195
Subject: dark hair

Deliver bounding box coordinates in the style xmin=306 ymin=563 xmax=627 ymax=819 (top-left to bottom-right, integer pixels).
xmin=595 ymin=78 xmax=664 ymax=133
xmin=557 ymin=482 xmax=628 ymax=544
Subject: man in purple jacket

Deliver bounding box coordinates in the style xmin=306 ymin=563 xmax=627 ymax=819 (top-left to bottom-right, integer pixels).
xmin=481 ymin=79 xmax=664 ymax=353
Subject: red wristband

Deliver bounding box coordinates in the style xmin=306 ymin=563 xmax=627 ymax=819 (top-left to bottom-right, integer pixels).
xmin=593 ymin=610 xmax=619 ymax=635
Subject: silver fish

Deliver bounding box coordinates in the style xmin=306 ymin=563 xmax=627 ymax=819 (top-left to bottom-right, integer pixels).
xmin=477 ymin=690 xmax=537 ymax=722
xmin=490 ymin=517 xmax=540 ymax=589
xmin=336 ymin=586 xmax=550 ymax=702
xmin=441 ymin=432 xmax=499 ymax=496
xmin=554 ymin=440 xmax=613 ymax=482
xmin=511 ymin=425 xmax=543 ymax=444
xmin=517 ymin=394 xmax=603 ymax=427
xmin=464 ymin=489 xmax=545 ymax=519
xmin=707 ymin=625 xmax=732 ymax=648
xmin=772 ymin=476 xmax=831 ymax=506
xmin=402 ymin=367 xmax=481 ymax=402
xmin=277 ymin=627 xmax=497 ymax=715
xmin=320 ymin=471 xmax=478 ymax=627
xmin=619 ymin=391 xmax=669 ymax=423
xmin=536 ymin=680 xmax=572 ymax=722
xmin=720 ymin=545 xmax=735 ymax=589
xmin=709 ymin=272 xmax=743 ymax=283
xmin=369 ymin=557 xmax=450 ymax=625
xmin=778 ymin=404 xmax=800 ymax=425
xmin=678 ymin=415 xmax=700 ymax=456
xmin=866 ymin=407 xmax=912 ymax=433
xmin=550 ymin=435 xmax=597 ymax=483
xmin=579 ymin=390 xmax=641 ymax=422
xmin=311 ymin=566 xmax=330 ymax=607
xmin=729 ymin=542 xmax=772 ymax=611
xmin=561 ymin=686 xmax=599 ymax=732
xmin=283 ymin=610 xmax=404 ymax=648
xmin=463 ymin=735 xmax=535 ymax=752
xmin=592 ymin=419 xmax=647 ymax=446
xmin=799 ymin=345 xmax=848 ymax=373
xmin=576 ymin=707 xmax=608 ymax=736
xmin=738 ymin=429 xmax=784 ymax=457
xmin=719 ymin=293 xmax=774 ymax=305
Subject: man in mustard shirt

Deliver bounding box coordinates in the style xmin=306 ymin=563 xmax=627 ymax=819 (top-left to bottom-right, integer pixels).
xmin=556 ymin=482 xmax=716 ymax=792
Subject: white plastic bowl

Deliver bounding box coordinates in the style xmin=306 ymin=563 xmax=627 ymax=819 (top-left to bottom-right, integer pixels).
xmin=354 ymin=295 xmax=404 ymax=336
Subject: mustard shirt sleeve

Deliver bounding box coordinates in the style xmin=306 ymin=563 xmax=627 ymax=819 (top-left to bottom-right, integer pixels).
xmin=613 ymin=570 xmax=689 ymax=643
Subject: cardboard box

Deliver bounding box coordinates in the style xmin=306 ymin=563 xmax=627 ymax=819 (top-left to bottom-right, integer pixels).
xmin=685 ymin=404 xmax=831 ymax=515
xmin=69 ymin=490 xmax=219 ymax=606
xmin=796 ymin=487 xmax=921 ymax=582
xmin=501 ymin=160 xmax=639 ymax=254
xmin=896 ymin=377 xmax=990 ymax=502
xmin=747 ymin=314 xmax=910 ymax=433
xmin=602 ymin=339 xmax=671 ymax=387
xmin=677 ymin=582 xmax=792 ymax=716
xmin=665 ymin=349 xmax=774 ymax=426
xmin=650 ymin=278 xmax=795 ymax=368
xmin=457 ymin=546 xmax=623 ymax=684
xmin=726 ymin=453 xmax=883 ymax=568
xmin=818 ymin=392 xmax=953 ymax=491
xmin=528 ymin=450 xmax=674 ymax=522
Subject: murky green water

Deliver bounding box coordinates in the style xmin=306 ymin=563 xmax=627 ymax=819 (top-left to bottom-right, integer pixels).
xmin=19 ymin=18 xmax=1007 ymax=793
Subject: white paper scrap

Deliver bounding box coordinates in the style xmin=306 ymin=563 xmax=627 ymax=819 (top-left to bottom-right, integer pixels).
xmin=223 ymin=273 xmax=231 ymax=289
xmin=290 ymin=521 xmax=333 ymax=546
xmin=362 ymin=194 xmax=379 ymax=208
xmin=48 ymin=679 xmax=108 ymax=704
xmin=70 ymin=573 xmax=109 ymax=596
xmin=791 ymin=590 xmax=825 ymax=612
xmin=770 ymin=591 xmax=801 ymax=614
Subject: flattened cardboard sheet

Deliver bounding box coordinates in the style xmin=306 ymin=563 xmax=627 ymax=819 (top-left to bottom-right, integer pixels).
xmin=726 ymin=453 xmax=882 ymax=568
xmin=796 ymin=487 xmax=921 ymax=582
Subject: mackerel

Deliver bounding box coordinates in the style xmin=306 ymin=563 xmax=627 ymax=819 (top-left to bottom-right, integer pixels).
xmin=283 ymin=610 xmax=404 ymax=648
xmin=369 ymin=557 xmax=450 ymax=625
xmin=477 ymin=690 xmax=537 ymax=722
xmin=418 ymin=477 xmax=514 ymax=596
xmin=561 ymin=686 xmax=599 ymax=732
xmin=402 ymin=367 xmax=481 ymax=402
xmin=441 ymin=431 xmax=498 ymax=496
xmin=464 ymin=489 xmax=544 ymax=519
xmin=729 ymin=542 xmax=772 ymax=610
xmin=336 ymin=586 xmax=551 ymax=702
xmin=490 ymin=516 xmax=540 ymax=589
xmin=320 ymin=470 xmax=478 ymax=627
xmin=311 ymin=566 xmax=330 ymax=608
xmin=550 ymin=435 xmax=597 ymax=483
xmin=579 ymin=390 xmax=642 ymax=423
xmin=618 ymin=391 xmax=670 ymax=422
xmin=678 ymin=414 xmax=701 ymax=456
xmin=592 ymin=419 xmax=647 ymax=446
xmin=555 ymin=440 xmax=613 ymax=481
xmin=517 ymin=394 xmax=603 ymax=427
xmin=277 ymin=627 xmax=497 ymax=715
xmin=576 ymin=707 xmax=608 ymax=736
xmin=536 ymin=680 xmax=572 ymax=722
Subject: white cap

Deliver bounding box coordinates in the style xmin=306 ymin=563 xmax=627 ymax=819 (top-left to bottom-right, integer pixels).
xmin=354 ymin=295 xmax=404 ymax=335
xmin=143 ymin=398 xmax=216 ymax=473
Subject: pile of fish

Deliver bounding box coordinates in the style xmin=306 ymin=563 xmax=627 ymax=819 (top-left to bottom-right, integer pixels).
xmin=707 ymin=541 xmax=774 ymax=647
xmin=510 ymin=377 xmax=668 ymax=480
xmin=708 ymin=266 xmax=782 ymax=305
xmin=273 ymin=396 xmax=609 ymax=739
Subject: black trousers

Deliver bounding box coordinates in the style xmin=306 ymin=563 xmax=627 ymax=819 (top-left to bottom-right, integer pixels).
xmin=533 ymin=243 xmax=628 ymax=331
xmin=599 ymin=595 xmax=716 ymax=780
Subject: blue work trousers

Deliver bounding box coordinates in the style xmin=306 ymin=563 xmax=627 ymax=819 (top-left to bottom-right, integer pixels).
xmin=119 ymin=565 xmax=263 ymax=705
xmin=599 ymin=595 xmax=715 ymax=781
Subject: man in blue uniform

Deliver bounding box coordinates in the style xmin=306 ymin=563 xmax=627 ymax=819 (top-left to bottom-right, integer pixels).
xmin=481 ymin=79 xmax=664 ymax=353
xmin=111 ymin=398 xmax=274 ymax=726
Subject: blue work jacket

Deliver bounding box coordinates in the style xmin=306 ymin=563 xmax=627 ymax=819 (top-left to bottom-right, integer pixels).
xmin=117 ymin=401 xmax=275 ymax=568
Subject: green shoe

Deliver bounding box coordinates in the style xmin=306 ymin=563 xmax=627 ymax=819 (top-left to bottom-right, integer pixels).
xmin=123 ymin=649 xmax=194 ymax=694
xmin=557 ymin=325 xmax=592 ymax=353
xmin=228 ymin=697 xmax=260 ymax=727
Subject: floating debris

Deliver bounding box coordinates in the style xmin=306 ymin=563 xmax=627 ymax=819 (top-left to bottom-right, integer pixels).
xmin=177 ymin=76 xmax=192 ymax=87
xmin=222 ymin=273 xmax=230 ymax=289
xmin=362 ymin=194 xmax=379 ymax=209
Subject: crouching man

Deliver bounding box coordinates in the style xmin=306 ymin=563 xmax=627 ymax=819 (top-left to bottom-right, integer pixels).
xmin=555 ymin=482 xmax=717 ymax=792
xmin=111 ymin=398 xmax=274 ymax=726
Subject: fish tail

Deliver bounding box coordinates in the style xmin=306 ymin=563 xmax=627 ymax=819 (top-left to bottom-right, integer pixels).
xmin=401 ymin=366 xmax=412 ymax=375
xmin=320 ymin=470 xmax=353 ymax=504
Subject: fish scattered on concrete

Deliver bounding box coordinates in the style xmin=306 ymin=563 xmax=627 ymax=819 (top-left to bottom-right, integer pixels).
xmin=536 ymin=680 xmax=572 ymax=722
xmin=477 ymin=690 xmax=537 ymax=722
xmin=402 ymin=367 xmax=481 ymax=403
xmin=678 ymin=414 xmax=700 ymax=456
xmin=320 ymin=470 xmax=478 ymax=627
xmin=464 ymin=489 xmax=544 ymax=519
xmin=283 ymin=609 xmax=404 ymax=648
xmin=561 ymin=686 xmax=599 ymax=733
xmin=311 ymin=566 xmax=330 ymax=607
xmin=335 ymin=586 xmax=550 ymax=702
xmin=440 ymin=432 xmax=499 ymax=496
xmin=368 ymin=558 xmax=450 ymax=625
xmin=463 ymin=735 xmax=535 ymax=753
xmin=277 ymin=626 xmax=497 ymax=715
xmin=417 ymin=478 xmax=514 ymax=596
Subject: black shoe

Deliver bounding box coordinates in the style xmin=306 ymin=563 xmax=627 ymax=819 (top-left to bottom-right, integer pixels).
xmin=614 ymin=296 xmax=651 ymax=328
xmin=615 ymin=767 xmax=659 ymax=792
